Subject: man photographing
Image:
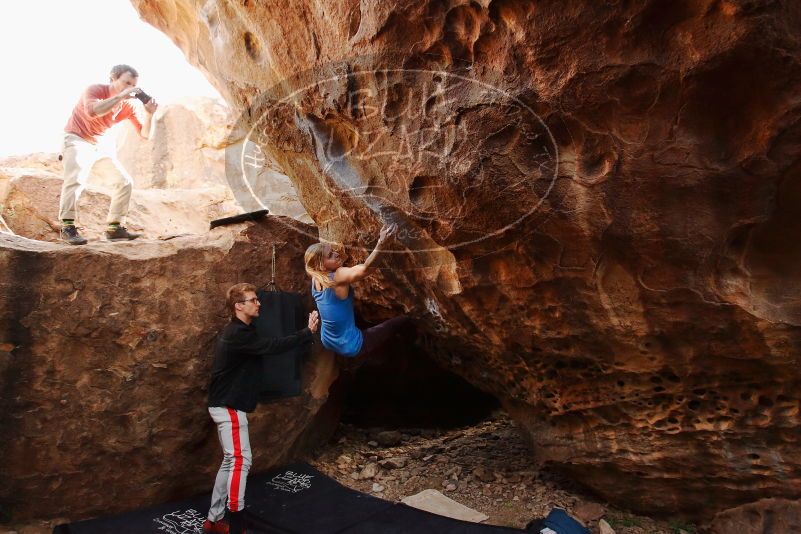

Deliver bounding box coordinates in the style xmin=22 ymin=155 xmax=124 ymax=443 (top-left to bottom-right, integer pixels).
xmin=205 ymin=283 xmax=319 ymax=534
xmin=58 ymin=64 xmax=158 ymax=245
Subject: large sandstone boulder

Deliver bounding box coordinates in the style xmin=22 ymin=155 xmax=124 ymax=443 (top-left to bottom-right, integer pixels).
xmin=130 ymin=0 xmax=801 ymax=520
xmin=115 ymin=96 xmax=233 ymax=190
xmin=0 ymin=161 xmax=237 ymax=241
xmin=0 ymin=219 xmax=337 ymax=522
xmin=115 ymin=97 xmax=309 ymax=222
xmin=0 ymin=97 xmax=309 ymax=240
xmin=709 ymin=498 xmax=801 ymax=534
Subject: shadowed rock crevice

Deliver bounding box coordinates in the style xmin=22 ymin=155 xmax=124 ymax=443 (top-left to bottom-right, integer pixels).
xmin=338 ymin=332 xmax=501 ymax=429
xmin=715 ymin=155 xmax=801 ymax=325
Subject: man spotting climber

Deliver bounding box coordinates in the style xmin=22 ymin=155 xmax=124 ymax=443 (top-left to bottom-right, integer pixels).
xmin=205 ymin=283 xmax=319 ymax=534
xmin=58 ymin=64 xmax=158 ymax=245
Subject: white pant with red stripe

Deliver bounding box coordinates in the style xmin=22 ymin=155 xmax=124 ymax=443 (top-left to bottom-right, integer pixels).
xmin=208 ymin=407 xmax=252 ymax=521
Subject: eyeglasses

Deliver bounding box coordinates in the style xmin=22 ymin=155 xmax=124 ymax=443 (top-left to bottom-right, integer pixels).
xmin=238 ymin=297 xmax=260 ymax=305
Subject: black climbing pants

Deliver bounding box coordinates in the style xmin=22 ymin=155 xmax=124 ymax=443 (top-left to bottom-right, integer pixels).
xmin=355 ymin=316 xmax=411 ymax=358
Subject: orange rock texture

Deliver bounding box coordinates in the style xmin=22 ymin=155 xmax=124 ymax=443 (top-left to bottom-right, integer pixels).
xmin=710 ymin=498 xmax=801 ymax=534
xmin=128 ymin=0 xmax=801 ymax=520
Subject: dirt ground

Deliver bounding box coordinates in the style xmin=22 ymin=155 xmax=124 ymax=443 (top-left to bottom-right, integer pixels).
xmin=2 ymin=413 xmax=698 ymax=534
xmin=308 ymin=412 xmax=698 ymax=534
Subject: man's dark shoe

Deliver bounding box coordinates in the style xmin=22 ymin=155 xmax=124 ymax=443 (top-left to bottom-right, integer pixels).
xmin=227 ymin=510 xmax=247 ymax=534
xmin=105 ymin=226 xmax=141 ymax=241
xmin=61 ymin=225 xmax=87 ymax=245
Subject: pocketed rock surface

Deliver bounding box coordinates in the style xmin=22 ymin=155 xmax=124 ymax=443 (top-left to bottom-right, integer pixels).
xmin=309 ymin=414 xmax=687 ymax=534
xmin=0 ymin=219 xmax=337 ymax=523
xmin=131 ymin=0 xmax=801 ymax=518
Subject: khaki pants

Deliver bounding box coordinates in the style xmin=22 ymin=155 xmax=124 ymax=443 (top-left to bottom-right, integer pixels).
xmin=58 ymin=133 xmax=133 ymax=223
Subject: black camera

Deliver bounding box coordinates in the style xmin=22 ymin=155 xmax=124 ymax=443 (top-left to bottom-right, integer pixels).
xmin=134 ymin=90 xmax=152 ymax=104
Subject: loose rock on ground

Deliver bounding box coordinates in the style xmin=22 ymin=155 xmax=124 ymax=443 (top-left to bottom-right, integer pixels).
xmin=309 ymin=413 xmax=696 ymax=534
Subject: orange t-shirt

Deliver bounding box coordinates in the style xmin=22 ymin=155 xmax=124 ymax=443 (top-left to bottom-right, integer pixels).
xmin=64 ymin=84 xmax=143 ymax=143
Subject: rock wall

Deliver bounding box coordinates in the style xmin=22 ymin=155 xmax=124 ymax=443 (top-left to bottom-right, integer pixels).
xmin=0 ymin=97 xmax=309 ymax=240
xmin=0 ymin=219 xmax=337 ymax=522
xmin=115 ymin=97 xmax=233 ymax=190
xmin=0 ymin=160 xmax=237 ymax=241
xmin=116 ymin=97 xmax=309 ymax=222
xmin=710 ymin=498 xmax=801 ymax=534
xmin=129 ymin=0 xmax=801 ymax=520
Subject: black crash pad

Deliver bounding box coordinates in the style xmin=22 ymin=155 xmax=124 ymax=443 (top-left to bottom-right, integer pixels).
xmin=53 ymin=463 xmax=527 ymax=533
xmin=253 ymin=290 xmax=309 ymax=403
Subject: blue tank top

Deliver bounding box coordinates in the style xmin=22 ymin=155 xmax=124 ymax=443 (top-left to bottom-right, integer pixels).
xmin=311 ymin=273 xmax=363 ymax=357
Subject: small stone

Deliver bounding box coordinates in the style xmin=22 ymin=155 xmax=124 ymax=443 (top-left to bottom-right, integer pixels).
xmin=445 ymin=483 xmax=457 ymax=491
xmin=513 ymin=495 xmax=520 ymax=501
xmin=422 ymin=454 xmax=434 ymax=462
xmin=359 ymin=463 xmax=379 ymax=480
xmin=336 ymin=454 xmax=352 ymax=465
xmin=372 ymin=483 xmax=384 ymax=493
xmin=376 ymin=430 xmax=403 ymax=447
xmin=473 ymin=467 xmax=495 ymax=483
xmin=367 ymin=441 xmax=378 ymax=447
xmin=338 ymin=436 xmax=347 ymax=444
xmin=380 ymin=456 xmax=408 ymax=469
xmin=598 ymin=519 xmax=616 ymax=534
xmin=574 ymin=502 xmax=606 ymax=522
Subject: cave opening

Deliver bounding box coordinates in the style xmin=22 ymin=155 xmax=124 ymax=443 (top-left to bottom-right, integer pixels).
xmin=335 ymin=328 xmax=501 ymax=430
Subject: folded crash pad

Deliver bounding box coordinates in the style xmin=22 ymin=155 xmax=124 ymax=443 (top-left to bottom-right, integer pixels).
xmin=209 ymin=210 xmax=269 ymax=229
xmin=253 ymin=290 xmax=310 ymax=402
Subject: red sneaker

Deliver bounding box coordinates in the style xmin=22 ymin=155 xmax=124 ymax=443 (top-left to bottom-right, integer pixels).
xmin=203 ymin=519 xmax=230 ymax=533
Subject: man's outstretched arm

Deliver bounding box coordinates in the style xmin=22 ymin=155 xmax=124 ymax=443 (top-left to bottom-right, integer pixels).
xmin=226 ymin=311 xmax=319 ymax=357
xmin=228 ymin=327 xmax=313 ymax=357
xmin=88 ymin=86 xmax=138 ymax=117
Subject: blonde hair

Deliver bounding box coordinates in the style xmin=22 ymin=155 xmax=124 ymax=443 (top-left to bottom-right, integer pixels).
xmin=305 ymin=243 xmax=337 ymax=290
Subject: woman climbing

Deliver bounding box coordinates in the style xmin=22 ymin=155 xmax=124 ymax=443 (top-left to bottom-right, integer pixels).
xmin=305 ymin=223 xmax=410 ymax=358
